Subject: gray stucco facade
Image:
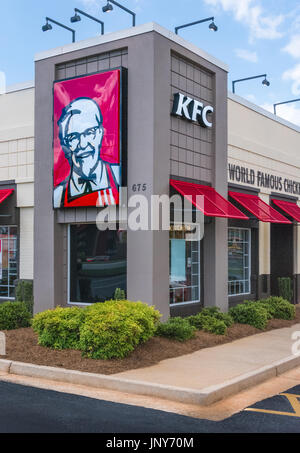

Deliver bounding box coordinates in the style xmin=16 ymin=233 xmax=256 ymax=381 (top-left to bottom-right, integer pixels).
xmin=34 ymin=23 xmax=229 ymax=318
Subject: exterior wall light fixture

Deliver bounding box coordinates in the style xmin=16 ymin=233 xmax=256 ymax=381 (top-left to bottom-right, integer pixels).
xmin=232 ymin=74 xmax=271 ymax=94
xmin=274 ymin=98 xmax=300 ymax=115
xmin=42 ymin=17 xmax=76 ymax=43
xmin=175 ymin=17 xmax=218 ymax=35
xmin=71 ymin=8 xmax=105 ymax=35
xmin=102 ymin=1 xmax=136 ymax=27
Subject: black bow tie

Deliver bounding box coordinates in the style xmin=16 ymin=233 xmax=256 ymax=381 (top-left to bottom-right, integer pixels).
xmin=78 ymin=174 xmax=97 ymax=184
xmin=78 ymin=174 xmax=97 ymax=194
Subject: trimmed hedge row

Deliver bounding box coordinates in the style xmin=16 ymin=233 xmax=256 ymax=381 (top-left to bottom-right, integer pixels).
xmin=156 ymin=297 xmax=296 ymax=340
xmin=155 ymin=307 xmax=234 ymax=340
xmin=156 ymin=318 xmax=196 ymax=342
xmin=2 ymin=296 xmax=296 ymax=359
xmin=229 ymin=297 xmax=296 ymax=330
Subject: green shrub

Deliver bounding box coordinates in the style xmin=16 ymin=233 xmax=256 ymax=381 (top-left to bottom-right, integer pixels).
xmin=114 ymin=288 xmax=126 ymax=301
xmin=80 ymin=306 xmax=140 ymax=360
xmin=0 ymin=301 xmax=31 ymax=330
xmin=32 ymin=301 xmax=161 ymax=359
xmin=264 ymin=297 xmax=296 ymax=320
xmin=200 ymin=308 xmax=234 ymax=328
xmin=32 ymin=307 xmax=86 ymax=350
xmin=278 ymin=277 xmax=293 ymax=302
xmin=244 ymin=300 xmax=275 ymax=320
xmin=187 ymin=308 xmax=233 ymax=335
xmin=80 ymin=301 xmax=161 ymax=359
xmin=156 ymin=317 xmax=196 ymax=342
xmin=188 ymin=313 xmax=206 ymax=330
xmin=15 ymin=280 xmax=34 ymax=315
xmin=229 ymin=304 xmax=269 ymax=330
xmin=245 ymin=297 xmax=296 ymax=321
xmin=201 ymin=317 xmax=227 ymax=335
xmin=87 ymin=300 xmax=161 ymax=344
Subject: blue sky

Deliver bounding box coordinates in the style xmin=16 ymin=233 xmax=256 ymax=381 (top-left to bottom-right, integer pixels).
xmin=1 ymin=0 xmax=300 ymax=125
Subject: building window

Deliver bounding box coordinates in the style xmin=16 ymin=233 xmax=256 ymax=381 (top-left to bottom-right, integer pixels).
xmin=0 ymin=226 xmax=18 ymax=299
xmin=69 ymin=225 xmax=127 ymax=304
xmin=169 ymin=225 xmax=200 ymax=305
xmin=228 ymin=228 xmax=251 ymax=296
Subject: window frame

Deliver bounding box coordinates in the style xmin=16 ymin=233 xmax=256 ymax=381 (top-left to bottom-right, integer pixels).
xmin=67 ymin=223 xmax=127 ymax=306
xmin=0 ymin=225 xmax=18 ymax=300
xmin=169 ymin=222 xmax=201 ymax=307
xmin=228 ymin=227 xmax=252 ymax=297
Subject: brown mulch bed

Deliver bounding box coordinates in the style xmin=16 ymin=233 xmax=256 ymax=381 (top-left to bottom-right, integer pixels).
xmin=1 ymin=306 xmax=300 ymax=376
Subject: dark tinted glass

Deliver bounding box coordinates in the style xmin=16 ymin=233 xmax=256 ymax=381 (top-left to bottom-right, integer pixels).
xmin=70 ymin=225 xmax=127 ymax=303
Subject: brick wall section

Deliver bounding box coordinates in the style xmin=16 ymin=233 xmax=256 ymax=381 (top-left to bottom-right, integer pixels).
xmin=55 ymin=48 xmax=128 ymax=81
xmin=0 ymin=137 xmax=34 ymax=180
xmin=170 ymin=52 xmax=214 ymax=183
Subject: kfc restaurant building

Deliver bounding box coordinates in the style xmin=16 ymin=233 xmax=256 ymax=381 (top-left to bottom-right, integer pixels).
xmin=0 ymin=83 xmax=34 ymax=300
xmin=1 ymin=23 xmax=299 ymax=317
xmin=227 ymin=93 xmax=300 ymax=306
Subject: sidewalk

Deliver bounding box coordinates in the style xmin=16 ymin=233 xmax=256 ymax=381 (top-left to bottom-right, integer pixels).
xmin=1 ymin=324 xmax=300 ymax=406
xmin=111 ymin=324 xmax=300 ymax=398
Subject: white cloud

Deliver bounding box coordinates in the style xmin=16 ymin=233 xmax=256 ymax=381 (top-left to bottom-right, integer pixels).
xmin=283 ymin=34 xmax=300 ymax=59
xmin=79 ymin=0 xmax=99 ymax=12
xmin=261 ymin=102 xmax=300 ymax=127
xmin=235 ymin=48 xmax=258 ymax=62
xmin=245 ymin=94 xmax=257 ymax=102
xmin=204 ymin=0 xmax=284 ymax=40
xmin=79 ymin=0 xmax=143 ymax=13
xmin=282 ymin=64 xmax=300 ymax=96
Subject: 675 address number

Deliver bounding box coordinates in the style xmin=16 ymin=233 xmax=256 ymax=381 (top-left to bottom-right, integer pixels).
xmin=132 ymin=183 xmax=147 ymax=193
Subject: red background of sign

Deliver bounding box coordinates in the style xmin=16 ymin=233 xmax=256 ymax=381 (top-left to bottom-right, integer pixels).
xmin=53 ymin=70 xmax=121 ymax=188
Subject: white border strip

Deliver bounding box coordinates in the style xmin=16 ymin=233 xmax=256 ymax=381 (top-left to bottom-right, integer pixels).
xmin=228 ymin=91 xmax=300 ymax=134
xmin=34 ymin=22 xmax=229 ymax=72
xmin=5 ymin=81 xmax=34 ymax=94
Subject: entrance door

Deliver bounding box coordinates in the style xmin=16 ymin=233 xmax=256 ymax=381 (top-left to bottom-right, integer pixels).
xmin=271 ymin=223 xmax=293 ymax=296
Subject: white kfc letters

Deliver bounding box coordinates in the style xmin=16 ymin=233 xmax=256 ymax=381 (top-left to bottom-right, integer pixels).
xmin=172 ymin=92 xmax=214 ymax=128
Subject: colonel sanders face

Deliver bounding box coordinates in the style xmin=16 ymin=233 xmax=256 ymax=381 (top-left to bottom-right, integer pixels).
xmin=58 ymin=98 xmax=104 ymax=179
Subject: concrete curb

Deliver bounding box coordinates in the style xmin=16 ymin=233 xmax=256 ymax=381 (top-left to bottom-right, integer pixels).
xmin=1 ymin=355 xmax=300 ymax=406
xmin=0 ymin=360 xmax=11 ymax=373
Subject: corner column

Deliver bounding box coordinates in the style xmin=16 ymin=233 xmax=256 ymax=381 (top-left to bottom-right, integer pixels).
xmin=203 ymin=69 xmax=228 ymax=312
xmin=293 ymin=218 xmax=300 ymax=304
xmin=126 ymin=33 xmax=170 ymax=321
xmin=258 ymin=193 xmax=271 ymax=299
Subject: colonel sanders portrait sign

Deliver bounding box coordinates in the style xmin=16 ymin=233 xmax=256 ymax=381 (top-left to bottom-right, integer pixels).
xmin=53 ymin=69 xmax=122 ymax=208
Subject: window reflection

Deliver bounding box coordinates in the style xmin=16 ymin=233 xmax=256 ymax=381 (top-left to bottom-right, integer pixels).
xmin=228 ymin=228 xmax=251 ymax=296
xmin=0 ymin=226 xmax=18 ymax=299
xmin=70 ymin=225 xmax=127 ymax=303
xmin=169 ymin=224 xmax=200 ymax=305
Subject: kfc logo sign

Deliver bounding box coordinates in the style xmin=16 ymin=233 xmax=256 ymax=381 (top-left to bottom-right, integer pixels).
xmin=172 ymin=93 xmax=214 ymax=128
xmin=53 ymin=69 xmax=123 ymax=209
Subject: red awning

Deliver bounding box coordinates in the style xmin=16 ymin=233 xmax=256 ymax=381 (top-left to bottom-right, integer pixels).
xmin=272 ymin=199 xmax=300 ymax=222
xmin=229 ymin=191 xmax=291 ymax=224
xmin=0 ymin=189 xmax=14 ymax=204
xmin=170 ymin=180 xmax=249 ymax=219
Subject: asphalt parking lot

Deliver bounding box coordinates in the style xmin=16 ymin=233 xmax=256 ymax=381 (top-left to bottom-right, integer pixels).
xmin=1 ymin=381 xmax=300 ymax=433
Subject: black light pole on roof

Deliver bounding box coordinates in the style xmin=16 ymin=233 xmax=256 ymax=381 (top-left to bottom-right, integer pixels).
xmin=71 ymin=8 xmax=105 ymax=35
xmin=274 ymin=98 xmax=300 ymax=115
xmin=102 ymin=0 xmax=136 ymax=27
xmin=175 ymin=17 xmax=218 ymax=35
xmin=42 ymin=17 xmax=76 ymax=43
xmin=232 ymin=74 xmax=270 ymax=94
